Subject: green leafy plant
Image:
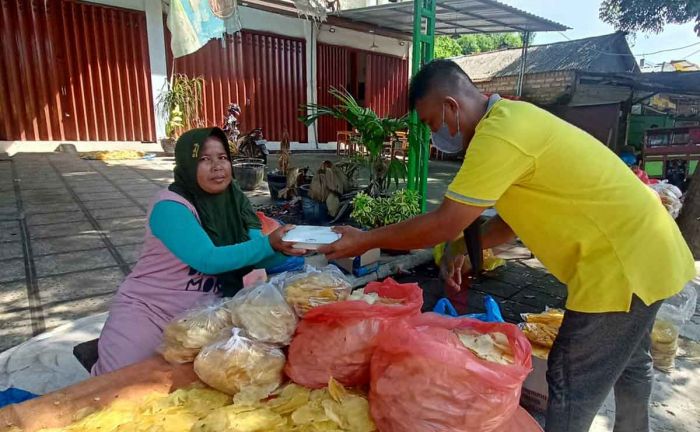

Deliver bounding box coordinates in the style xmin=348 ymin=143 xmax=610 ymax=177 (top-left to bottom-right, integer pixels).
xmin=351 ymin=189 xmax=421 ymax=228
xmin=300 ymin=87 xmax=408 ymax=196
xmin=157 ymin=73 xmax=204 ymax=138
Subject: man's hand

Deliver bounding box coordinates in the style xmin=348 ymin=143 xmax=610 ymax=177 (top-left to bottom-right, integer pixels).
xmin=268 ymin=225 xmax=307 ymax=256
xmin=440 ymin=253 xmax=472 ymax=292
xmin=318 ymin=226 xmax=370 ymax=260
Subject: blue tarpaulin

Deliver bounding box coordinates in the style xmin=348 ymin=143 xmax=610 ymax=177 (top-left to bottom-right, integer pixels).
xmin=0 ymin=387 xmax=38 ymax=409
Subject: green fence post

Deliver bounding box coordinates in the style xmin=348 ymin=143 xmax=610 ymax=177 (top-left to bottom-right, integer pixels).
xmin=407 ymin=0 xmax=436 ymax=211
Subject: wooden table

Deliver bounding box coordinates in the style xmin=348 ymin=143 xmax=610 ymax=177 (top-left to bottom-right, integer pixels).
xmin=0 ymin=356 xmax=542 ymax=431
xmin=0 ymin=356 xmax=197 ymax=431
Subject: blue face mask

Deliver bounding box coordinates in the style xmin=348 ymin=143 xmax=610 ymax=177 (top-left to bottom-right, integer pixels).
xmin=430 ymin=94 xmax=501 ymax=154
xmin=431 ymin=104 xmax=464 ymax=154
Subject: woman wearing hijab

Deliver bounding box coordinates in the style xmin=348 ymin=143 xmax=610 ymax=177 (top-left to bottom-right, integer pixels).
xmin=92 ymin=128 xmax=302 ymax=375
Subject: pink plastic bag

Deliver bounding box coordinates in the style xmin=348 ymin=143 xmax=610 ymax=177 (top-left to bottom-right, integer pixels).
xmin=285 ymin=278 xmax=423 ymax=388
xmin=370 ymin=313 xmax=532 ymax=432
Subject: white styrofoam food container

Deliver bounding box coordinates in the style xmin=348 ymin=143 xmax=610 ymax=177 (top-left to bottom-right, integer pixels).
xmin=282 ymin=225 xmax=341 ymax=250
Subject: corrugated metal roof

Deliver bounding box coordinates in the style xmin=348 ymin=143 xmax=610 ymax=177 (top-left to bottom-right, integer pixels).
xmin=453 ymin=32 xmax=640 ymax=80
xmin=333 ymin=0 xmax=569 ymax=35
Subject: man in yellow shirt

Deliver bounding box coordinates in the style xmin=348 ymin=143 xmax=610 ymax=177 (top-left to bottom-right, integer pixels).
xmin=320 ymin=60 xmax=695 ymax=432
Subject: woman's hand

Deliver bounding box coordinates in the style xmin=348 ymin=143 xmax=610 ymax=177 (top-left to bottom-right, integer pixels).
xmin=268 ymin=225 xmax=307 ymax=256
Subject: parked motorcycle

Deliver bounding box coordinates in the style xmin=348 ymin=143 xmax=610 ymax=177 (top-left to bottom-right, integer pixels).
xmin=222 ymin=103 xmax=241 ymax=155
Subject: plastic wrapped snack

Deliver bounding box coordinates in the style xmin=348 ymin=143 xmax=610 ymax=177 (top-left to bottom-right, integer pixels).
xmin=228 ymin=281 xmax=298 ymax=345
xmin=370 ymin=313 xmax=532 ymax=432
xmin=193 ymin=328 xmax=286 ymax=400
xmin=651 ymin=283 xmax=698 ymax=372
xmin=650 ymin=182 xmax=683 ymax=219
xmin=283 ymin=265 xmax=352 ymax=316
xmin=160 ymin=298 xmax=236 ymax=364
xmin=519 ymin=308 xmax=565 ymax=359
xmin=286 ymin=278 xmax=423 ymax=388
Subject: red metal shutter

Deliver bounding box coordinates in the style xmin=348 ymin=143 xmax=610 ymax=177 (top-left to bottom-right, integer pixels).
xmin=168 ymin=30 xmax=307 ymax=142
xmin=366 ymin=52 xmax=409 ymax=118
xmin=0 ymin=0 xmax=155 ymax=142
xmin=316 ymin=43 xmax=351 ymax=143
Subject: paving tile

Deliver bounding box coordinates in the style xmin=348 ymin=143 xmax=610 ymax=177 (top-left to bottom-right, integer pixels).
xmin=24 ymin=201 xmax=81 ymax=214
xmin=29 ymin=221 xmax=96 ymax=239
xmin=27 ymin=210 xmax=86 ymax=226
xmin=136 ymin=197 xmax=153 ymax=208
xmin=70 ymin=185 xmax=118 ymax=195
xmin=489 ymin=268 xmax=542 ymax=289
xmin=498 ymin=299 xmax=543 ymax=324
xmin=20 ymin=194 xmax=74 ymax=206
xmin=83 ymin=198 xmax=136 ymax=211
xmin=117 ymin=243 xmax=143 ymax=264
xmin=471 ymin=278 xmax=522 ymax=299
xmin=0 ymin=307 xmax=33 ymax=352
xmin=0 ymin=280 xmax=29 ymax=312
xmin=120 ymin=187 xmax=161 ymax=198
xmin=19 ymin=190 xmax=71 ymax=202
xmin=0 ymin=191 xmax=15 ymax=204
xmin=98 ymin=216 xmax=146 ymax=232
xmin=92 ymin=206 xmax=145 ymax=220
xmin=31 ymin=234 xmax=104 ymax=256
xmin=527 ymin=276 xmax=568 ymax=298
xmin=0 ymin=241 xmax=23 ymax=261
xmin=0 ymin=206 xmax=18 ymax=222
xmin=43 ymin=293 xmax=113 ymax=333
xmin=510 ymin=287 xmax=566 ymax=310
xmin=0 ymin=258 xmax=25 ymax=283
xmin=18 ymin=181 xmax=65 ymax=191
xmin=34 ymin=249 xmax=118 ymax=278
xmin=38 ymin=267 xmax=123 ymax=305
xmin=107 ymin=228 xmax=145 ymax=246
xmin=0 ymin=221 xmax=21 ymax=243
xmin=78 ymin=191 xmax=129 ymax=202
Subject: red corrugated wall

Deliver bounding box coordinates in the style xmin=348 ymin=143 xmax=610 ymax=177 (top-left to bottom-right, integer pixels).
xmin=0 ymin=0 xmax=155 ymax=141
xmin=316 ymin=43 xmax=351 ymax=143
xmin=166 ymin=30 xmax=307 ymax=142
xmin=366 ymin=52 xmax=409 ymax=118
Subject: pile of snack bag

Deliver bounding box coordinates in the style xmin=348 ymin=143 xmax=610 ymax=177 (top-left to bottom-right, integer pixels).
xmin=519 ymin=308 xmax=565 ymax=359
xmin=46 ymin=265 xmax=537 ymax=432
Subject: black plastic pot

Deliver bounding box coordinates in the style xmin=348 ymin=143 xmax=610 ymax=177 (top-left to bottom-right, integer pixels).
xmin=267 ymin=171 xmax=287 ymax=201
xmin=299 ymin=184 xmax=330 ymax=224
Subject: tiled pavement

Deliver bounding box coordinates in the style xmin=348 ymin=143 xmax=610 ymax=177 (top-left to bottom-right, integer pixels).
xmin=0 ymin=153 xmax=172 ymax=351
xmin=0 ymin=151 xmax=565 ymax=353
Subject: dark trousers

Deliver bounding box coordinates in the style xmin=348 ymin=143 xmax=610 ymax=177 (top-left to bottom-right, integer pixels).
xmin=545 ymin=295 xmax=662 ymax=432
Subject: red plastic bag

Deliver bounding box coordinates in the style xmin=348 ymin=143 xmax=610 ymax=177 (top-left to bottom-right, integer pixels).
xmin=285 ymin=278 xmax=423 ymax=388
xmin=370 ymin=313 xmax=532 ymax=432
xmin=256 ymin=211 xmax=280 ymax=235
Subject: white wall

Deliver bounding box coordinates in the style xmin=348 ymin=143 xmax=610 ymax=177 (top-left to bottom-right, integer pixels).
xmin=144 ymin=1 xmax=168 ymax=139
xmin=318 ymin=25 xmax=409 ymax=58
xmin=238 ymin=6 xmax=306 ymax=38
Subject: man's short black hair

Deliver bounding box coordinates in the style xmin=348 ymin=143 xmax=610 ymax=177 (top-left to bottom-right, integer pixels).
xmin=408 ymin=59 xmax=474 ymax=110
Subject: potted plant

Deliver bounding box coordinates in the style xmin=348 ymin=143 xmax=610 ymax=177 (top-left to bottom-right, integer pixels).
xmin=350 ymin=189 xmax=421 ymax=229
xmin=300 ymin=87 xmax=409 ymax=198
xmin=157 ymin=73 xmax=204 ymax=153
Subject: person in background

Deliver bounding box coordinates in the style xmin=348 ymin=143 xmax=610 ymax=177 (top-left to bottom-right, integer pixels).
xmin=320 ymin=60 xmax=695 ymax=432
xmin=92 ymin=127 xmax=303 ymax=375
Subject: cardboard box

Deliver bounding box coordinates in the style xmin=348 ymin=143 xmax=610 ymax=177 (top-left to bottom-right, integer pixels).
xmin=334 ymin=248 xmax=381 ymax=276
xmin=520 ymin=354 xmax=549 ymax=413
